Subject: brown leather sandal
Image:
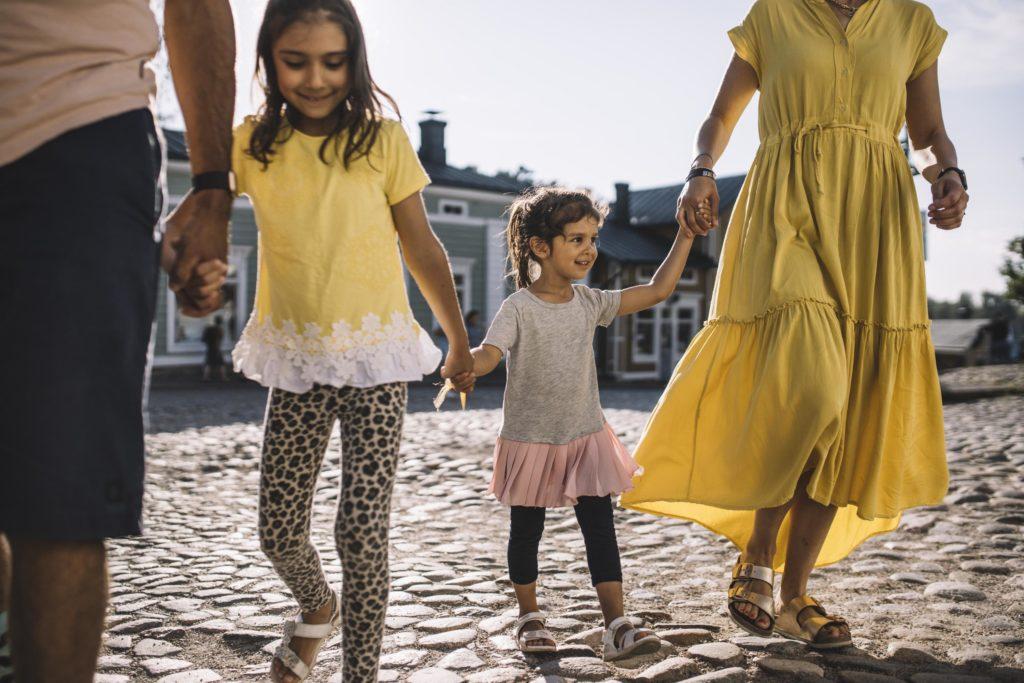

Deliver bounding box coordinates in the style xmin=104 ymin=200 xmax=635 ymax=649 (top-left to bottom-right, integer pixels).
xmin=727 ymin=556 xmax=776 ymax=637
xmin=774 ymin=594 xmax=852 ymax=649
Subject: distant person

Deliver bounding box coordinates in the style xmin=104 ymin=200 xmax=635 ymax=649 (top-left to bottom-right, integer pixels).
xmin=466 ymin=187 xmax=695 ymax=659
xmin=464 ymin=309 xmax=485 ymax=348
xmin=622 ymin=0 xmax=967 ymax=648
xmin=227 ymin=0 xmax=473 ymax=679
xmin=0 ymin=0 xmax=235 ymax=680
xmin=202 ymin=315 xmax=228 ymax=381
xmin=989 ymin=315 xmax=1011 ymax=364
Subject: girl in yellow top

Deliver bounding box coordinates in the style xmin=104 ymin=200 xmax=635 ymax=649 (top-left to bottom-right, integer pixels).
xmin=230 ymin=1 xmax=473 ymax=680
xmin=621 ymin=0 xmax=968 ymax=648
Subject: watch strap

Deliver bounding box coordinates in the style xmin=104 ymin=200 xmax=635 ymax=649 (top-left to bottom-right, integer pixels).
xmin=937 ymin=167 xmax=967 ymax=190
xmin=686 ymin=167 xmax=716 ymax=183
xmin=192 ymin=171 xmax=235 ymax=193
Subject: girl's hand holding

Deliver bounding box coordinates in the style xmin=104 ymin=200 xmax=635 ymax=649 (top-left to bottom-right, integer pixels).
xmin=928 ymin=174 xmax=968 ymax=230
xmin=677 ymin=176 xmax=719 ymax=239
xmin=441 ymin=347 xmax=476 ymax=393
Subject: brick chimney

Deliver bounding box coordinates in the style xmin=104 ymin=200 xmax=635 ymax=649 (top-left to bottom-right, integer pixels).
xmin=418 ymin=115 xmax=446 ymax=166
xmin=613 ymin=182 xmax=631 ymax=224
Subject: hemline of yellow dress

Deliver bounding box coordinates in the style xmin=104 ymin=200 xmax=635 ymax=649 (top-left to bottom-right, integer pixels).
xmin=620 ymin=298 xmax=948 ymax=573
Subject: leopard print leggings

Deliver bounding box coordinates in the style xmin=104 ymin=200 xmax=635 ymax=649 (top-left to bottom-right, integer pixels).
xmin=258 ymin=382 xmax=406 ymax=682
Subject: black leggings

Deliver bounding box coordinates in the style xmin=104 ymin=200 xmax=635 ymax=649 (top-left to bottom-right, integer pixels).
xmin=508 ymin=495 xmax=622 ymax=586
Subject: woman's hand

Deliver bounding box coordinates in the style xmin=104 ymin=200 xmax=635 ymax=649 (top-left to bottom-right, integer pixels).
xmin=441 ymin=346 xmax=476 ymax=393
xmin=928 ymin=174 xmax=968 ymax=230
xmin=677 ymin=176 xmax=719 ymax=238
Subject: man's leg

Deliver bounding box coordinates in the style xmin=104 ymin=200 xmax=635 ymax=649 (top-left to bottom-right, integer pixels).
xmin=0 ymin=110 xmax=163 ymax=683
xmin=7 ymin=538 xmax=106 ymax=683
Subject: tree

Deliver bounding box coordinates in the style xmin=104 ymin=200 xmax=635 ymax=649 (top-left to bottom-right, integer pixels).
xmin=1001 ymin=236 xmax=1024 ymax=305
xmin=955 ymin=292 xmax=975 ymax=319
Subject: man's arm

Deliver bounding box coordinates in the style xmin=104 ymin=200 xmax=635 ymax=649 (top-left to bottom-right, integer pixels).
xmin=163 ymin=0 xmax=236 ymax=315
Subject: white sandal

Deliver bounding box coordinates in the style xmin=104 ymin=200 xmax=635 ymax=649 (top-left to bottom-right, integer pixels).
xmin=272 ymin=591 xmax=341 ymax=681
xmin=602 ymin=615 xmax=661 ymax=661
xmin=514 ymin=611 xmax=557 ymax=654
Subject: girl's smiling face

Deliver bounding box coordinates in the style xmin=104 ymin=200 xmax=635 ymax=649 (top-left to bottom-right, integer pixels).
xmin=273 ymin=12 xmax=351 ymax=135
xmin=532 ymin=216 xmax=601 ymax=282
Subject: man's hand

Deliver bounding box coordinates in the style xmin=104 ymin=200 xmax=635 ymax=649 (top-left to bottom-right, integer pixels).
xmin=162 ymin=189 xmax=231 ymax=317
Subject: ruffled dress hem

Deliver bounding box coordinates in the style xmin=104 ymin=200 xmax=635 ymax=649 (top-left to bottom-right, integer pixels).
xmin=232 ymin=315 xmax=441 ymax=393
xmin=490 ymin=423 xmax=640 ymax=508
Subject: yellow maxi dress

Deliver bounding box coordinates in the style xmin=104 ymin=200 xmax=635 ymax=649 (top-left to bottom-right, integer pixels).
xmin=620 ymin=0 xmax=949 ymax=569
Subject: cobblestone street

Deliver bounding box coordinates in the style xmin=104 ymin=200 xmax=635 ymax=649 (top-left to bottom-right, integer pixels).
xmin=95 ymin=374 xmax=1024 ymax=683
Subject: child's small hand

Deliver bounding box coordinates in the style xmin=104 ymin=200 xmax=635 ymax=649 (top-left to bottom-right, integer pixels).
xmin=441 ymin=348 xmax=476 ymax=393
xmin=444 ymin=370 xmax=475 ymax=394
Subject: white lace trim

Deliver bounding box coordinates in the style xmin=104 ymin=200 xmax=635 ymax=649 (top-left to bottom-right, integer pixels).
xmin=232 ymin=311 xmax=442 ymax=393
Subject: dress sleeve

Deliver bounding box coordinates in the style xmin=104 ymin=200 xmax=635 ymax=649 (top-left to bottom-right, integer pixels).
xmin=482 ymin=298 xmax=519 ymax=354
xmin=383 ymin=120 xmax=430 ymax=206
xmin=909 ymin=5 xmax=947 ymax=81
xmin=728 ymin=1 xmax=764 ymax=79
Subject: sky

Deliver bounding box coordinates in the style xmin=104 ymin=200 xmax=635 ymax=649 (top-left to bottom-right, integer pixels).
xmin=161 ymin=0 xmax=1024 ymax=303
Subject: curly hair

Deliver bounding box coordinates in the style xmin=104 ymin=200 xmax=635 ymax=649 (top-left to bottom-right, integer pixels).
xmin=246 ymin=0 xmax=398 ymax=169
xmin=504 ymin=187 xmax=607 ymax=289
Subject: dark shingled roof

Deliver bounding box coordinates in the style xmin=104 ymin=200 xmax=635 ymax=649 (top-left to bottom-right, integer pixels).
xmin=599 ymin=221 xmax=717 ymax=267
xmin=420 ymin=161 xmax=527 ymax=195
xmin=617 ymin=174 xmax=746 ymax=227
xmin=597 ymin=174 xmax=746 ymax=267
xmin=164 ymin=127 xmax=525 ymax=195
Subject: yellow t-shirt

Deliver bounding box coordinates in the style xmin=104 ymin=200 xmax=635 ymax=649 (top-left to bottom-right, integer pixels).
xmin=230 ymin=117 xmax=440 ymax=392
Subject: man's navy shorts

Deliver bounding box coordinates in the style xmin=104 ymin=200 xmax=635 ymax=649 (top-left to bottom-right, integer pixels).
xmin=0 ymin=109 xmax=163 ymax=540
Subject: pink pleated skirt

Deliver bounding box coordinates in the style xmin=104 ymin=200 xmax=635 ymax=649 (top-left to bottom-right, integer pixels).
xmin=489 ymin=422 xmax=641 ymax=508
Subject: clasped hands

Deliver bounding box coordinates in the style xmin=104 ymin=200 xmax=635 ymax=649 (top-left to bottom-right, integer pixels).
xmin=162 ymin=189 xmax=232 ymax=317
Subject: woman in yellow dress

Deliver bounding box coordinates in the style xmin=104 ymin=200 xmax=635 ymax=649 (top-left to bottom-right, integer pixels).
xmin=621 ymin=0 xmax=968 ymax=648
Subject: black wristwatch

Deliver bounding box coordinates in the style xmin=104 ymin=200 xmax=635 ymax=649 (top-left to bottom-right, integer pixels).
xmin=686 ymin=167 xmax=716 ymax=183
xmin=192 ymin=170 xmax=236 ymax=194
xmin=937 ymin=167 xmax=967 ymax=191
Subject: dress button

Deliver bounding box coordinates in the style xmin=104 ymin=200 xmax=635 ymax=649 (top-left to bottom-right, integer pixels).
xmin=839 ymin=103 xmax=847 ymax=112
xmin=840 ymin=38 xmax=848 ymax=47
xmin=841 ymin=67 xmax=849 ymax=76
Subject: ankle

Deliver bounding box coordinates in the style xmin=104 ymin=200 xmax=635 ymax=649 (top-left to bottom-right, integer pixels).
xmin=741 ymin=545 xmax=775 ymax=567
xmin=304 ymin=594 xmax=335 ymax=620
xmin=778 ymin=584 xmax=805 ymax=604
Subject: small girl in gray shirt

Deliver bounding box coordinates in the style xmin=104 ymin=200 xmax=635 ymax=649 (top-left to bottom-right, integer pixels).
xmin=464 ymin=186 xmax=695 ymax=661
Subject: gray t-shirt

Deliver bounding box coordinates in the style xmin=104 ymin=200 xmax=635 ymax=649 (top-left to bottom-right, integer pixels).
xmin=483 ymin=285 xmax=622 ymax=444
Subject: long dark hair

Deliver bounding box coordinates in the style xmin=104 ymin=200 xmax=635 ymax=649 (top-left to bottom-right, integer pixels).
xmin=505 ymin=187 xmax=607 ymax=289
xmin=246 ymin=0 xmax=398 ymax=168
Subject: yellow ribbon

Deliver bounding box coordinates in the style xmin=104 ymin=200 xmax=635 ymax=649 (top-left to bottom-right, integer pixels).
xmin=793 ymin=121 xmax=870 ymax=194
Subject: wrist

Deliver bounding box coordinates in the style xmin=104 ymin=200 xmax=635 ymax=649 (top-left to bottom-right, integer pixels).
xmin=447 ymin=339 xmax=471 ymax=354
xmin=191 ymin=187 xmax=233 ymax=212
xmin=691 ymin=152 xmax=714 ymax=169
xmin=935 ymin=166 xmax=967 ymax=191
xmin=685 ymin=167 xmax=716 ymax=184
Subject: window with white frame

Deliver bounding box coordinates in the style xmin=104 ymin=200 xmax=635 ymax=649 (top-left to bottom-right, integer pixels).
xmin=675 ymin=305 xmax=697 ymax=348
xmin=167 ymin=245 xmax=250 ymax=353
xmin=449 ymin=258 xmax=474 ymax=313
xmin=439 ymin=199 xmax=469 ymax=217
xmin=632 ymin=308 xmax=656 ymax=361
